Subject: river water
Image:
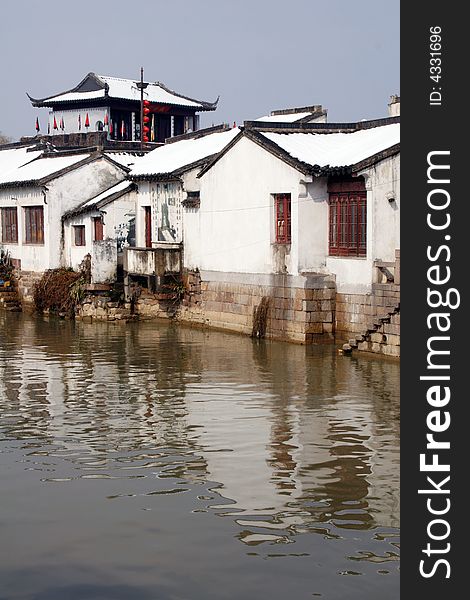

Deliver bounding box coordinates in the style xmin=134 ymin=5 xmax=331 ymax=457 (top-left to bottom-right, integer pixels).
xmin=0 ymin=312 xmax=399 ymax=600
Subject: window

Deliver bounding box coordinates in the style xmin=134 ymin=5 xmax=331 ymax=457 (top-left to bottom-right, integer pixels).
xmin=328 ymin=179 xmax=366 ymax=257
xmin=274 ymin=193 xmax=291 ymax=244
xmin=93 ymin=217 xmax=104 ymax=241
xmin=73 ymin=225 xmax=86 ymax=246
xmin=24 ymin=206 xmax=44 ymax=244
xmin=1 ymin=208 xmax=18 ymax=243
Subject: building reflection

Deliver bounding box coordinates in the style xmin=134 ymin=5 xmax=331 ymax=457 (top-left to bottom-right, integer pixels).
xmin=0 ymin=312 xmax=399 ymax=542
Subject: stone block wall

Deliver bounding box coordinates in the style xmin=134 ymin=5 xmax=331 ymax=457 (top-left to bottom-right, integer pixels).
xmin=336 ymin=283 xmax=400 ymax=341
xmin=13 ymin=265 xmax=399 ymax=356
xmin=177 ymin=271 xmax=336 ymax=344
xmin=357 ymin=311 xmax=400 ymax=358
xmin=15 ymin=270 xmax=44 ymax=307
xmin=77 ymin=296 xmax=134 ymax=322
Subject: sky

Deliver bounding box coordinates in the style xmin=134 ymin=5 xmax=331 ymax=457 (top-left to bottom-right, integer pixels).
xmin=0 ymin=0 xmax=399 ymax=141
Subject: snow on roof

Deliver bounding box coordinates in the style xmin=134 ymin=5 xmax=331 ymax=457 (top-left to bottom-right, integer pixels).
xmin=260 ymin=123 xmax=400 ymax=168
xmin=256 ymin=112 xmax=313 ymax=123
xmin=40 ymin=75 xmax=213 ymax=109
xmin=130 ymin=128 xmax=240 ymax=177
xmin=43 ymin=90 xmax=105 ymax=103
xmin=81 ymin=180 xmax=133 ymax=208
xmin=0 ymin=146 xmax=43 ymax=180
xmin=0 ymin=153 xmax=90 ymax=186
xmin=100 ymin=75 xmax=204 ymax=108
xmin=105 ymin=152 xmax=143 ymax=169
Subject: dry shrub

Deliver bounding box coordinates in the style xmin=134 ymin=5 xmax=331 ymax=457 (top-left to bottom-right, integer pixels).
xmin=33 ymin=269 xmax=82 ymax=316
xmin=252 ymin=296 xmax=270 ymax=338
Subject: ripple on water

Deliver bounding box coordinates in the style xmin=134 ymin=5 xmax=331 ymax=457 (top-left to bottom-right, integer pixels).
xmin=0 ymin=313 xmax=400 ymax=599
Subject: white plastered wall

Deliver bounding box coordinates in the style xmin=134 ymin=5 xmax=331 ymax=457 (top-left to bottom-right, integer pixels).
xmin=184 ymin=135 xmax=304 ymax=275
xmin=0 ymin=157 xmax=126 ymax=272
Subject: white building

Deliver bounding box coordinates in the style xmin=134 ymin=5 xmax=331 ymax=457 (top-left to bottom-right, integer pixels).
xmin=118 ymin=111 xmax=400 ymax=347
xmin=177 ymin=117 xmax=400 ymax=345
xmin=128 ymin=125 xmax=239 ymax=247
xmin=62 ymin=180 xmax=137 ymax=283
xmin=0 ymin=146 xmax=128 ymax=300
xmin=188 ymin=119 xmax=400 ymax=293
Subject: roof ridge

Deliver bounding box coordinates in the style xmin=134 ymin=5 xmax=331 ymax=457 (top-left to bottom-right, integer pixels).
xmin=165 ymin=124 xmax=231 ymax=144
xmin=244 ymin=116 xmax=400 ymax=133
xmin=30 ymin=73 xmax=217 ymax=110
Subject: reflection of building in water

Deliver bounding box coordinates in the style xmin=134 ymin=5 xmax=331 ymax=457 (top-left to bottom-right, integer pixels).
xmin=0 ymin=316 xmax=206 ymax=465
xmin=0 ymin=314 xmax=399 ymax=534
xmin=185 ymin=339 xmax=399 ymax=533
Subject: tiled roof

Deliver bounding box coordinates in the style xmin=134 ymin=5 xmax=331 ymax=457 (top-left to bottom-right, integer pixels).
xmin=0 ymin=153 xmax=90 ymax=187
xmin=28 ymin=73 xmax=218 ymax=111
xmin=129 ymin=128 xmax=240 ymax=178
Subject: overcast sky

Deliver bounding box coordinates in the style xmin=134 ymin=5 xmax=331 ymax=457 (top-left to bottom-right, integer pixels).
xmin=0 ymin=0 xmax=399 ymax=141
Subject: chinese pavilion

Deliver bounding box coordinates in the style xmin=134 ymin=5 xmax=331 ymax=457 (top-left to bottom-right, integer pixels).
xmin=28 ymin=72 xmax=218 ymax=145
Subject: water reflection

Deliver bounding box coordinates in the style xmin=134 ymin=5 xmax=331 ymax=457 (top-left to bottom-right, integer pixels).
xmin=0 ymin=312 xmax=399 ymax=599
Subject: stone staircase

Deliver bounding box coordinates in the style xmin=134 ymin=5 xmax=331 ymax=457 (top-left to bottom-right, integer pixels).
xmin=346 ymin=303 xmax=400 ymax=357
xmin=0 ymin=284 xmax=22 ymax=312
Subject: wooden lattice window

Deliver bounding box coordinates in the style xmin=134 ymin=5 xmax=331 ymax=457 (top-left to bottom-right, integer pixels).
xmin=328 ymin=179 xmax=366 ymax=257
xmin=24 ymin=206 xmax=44 ymax=245
xmin=1 ymin=208 xmax=18 ymax=243
xmin=74 ymin=225 xmax=86 ymax=246
xmin=275 ymin=193 xmax=291 ymax=244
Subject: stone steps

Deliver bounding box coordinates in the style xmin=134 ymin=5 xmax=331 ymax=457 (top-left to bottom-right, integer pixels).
xmin=0 ymin=284 xmax=22 ymax=312
xmin=341 ymin=302 xmax=400 ymax=355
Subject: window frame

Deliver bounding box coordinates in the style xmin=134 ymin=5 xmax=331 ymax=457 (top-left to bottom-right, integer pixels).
xmin=24 ymin=206 xmax=44 ymax=245
xmin=73 ymin=225 xmax=86 ymax=247
xmin=93 ymin=217 xmax=104 ymax=241
xmin=274 ymin=193 xmax=291 ymax=244
xmin=328 ymin=180 xmax=366 ymax=257
xmin=1 ymin=207 xmax=18 ymax=243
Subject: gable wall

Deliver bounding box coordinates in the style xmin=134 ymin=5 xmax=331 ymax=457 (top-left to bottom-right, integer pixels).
xmin=47 ymin=157 xmax=126 ymax=269
xmin=185 ymin=135 xmax=303 ymax=274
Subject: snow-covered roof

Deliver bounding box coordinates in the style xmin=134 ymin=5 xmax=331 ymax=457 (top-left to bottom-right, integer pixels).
xmin=198 ymin=121 xmax=400 ymax=179
xmin=130 ymin=128 xmax=240 ymax=178
xmin=105 ymin=152 xmax=143 ymax=170
xmin=29 ymin=73 xmax=218 ymax=111
xmin=81 ymin=180 xmax=133 ymax=209
xmin=100 ymin=75 xmax=205 ymax=108
xmin=0 ymin=153 xmax=90 ymax=187
xmin=62 ymin=180 xmax=135 ymax=220
xmin=260 ymin=123 xmax=400 ymax=169
xmin=0 ymin=146 xmax=43 ymax=181
xmin=256 ymin=112 xmax=313 ymax=123
xmin=41 ymin=90 xmax=105 ymax=103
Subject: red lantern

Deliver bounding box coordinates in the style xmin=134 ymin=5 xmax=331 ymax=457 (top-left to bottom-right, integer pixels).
xmin=143 ymin=100 xmax=150 ymax=107
xmin=143 ymin=116 xmax=150 ymax=123
xmin=53 ymin=116 xmax=58 ymax=130
xmin=104 ymin=112 xmax=109 ymax=126
xmin=85 ymin=113 xmax=90 ymax=128
xmin=143 ymin=135 xmax=149 ymax=143
xmin=35 ymin=117 xmax=40 ymax=132
xmin=143 ymin=126 xmax=150 ymax=134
